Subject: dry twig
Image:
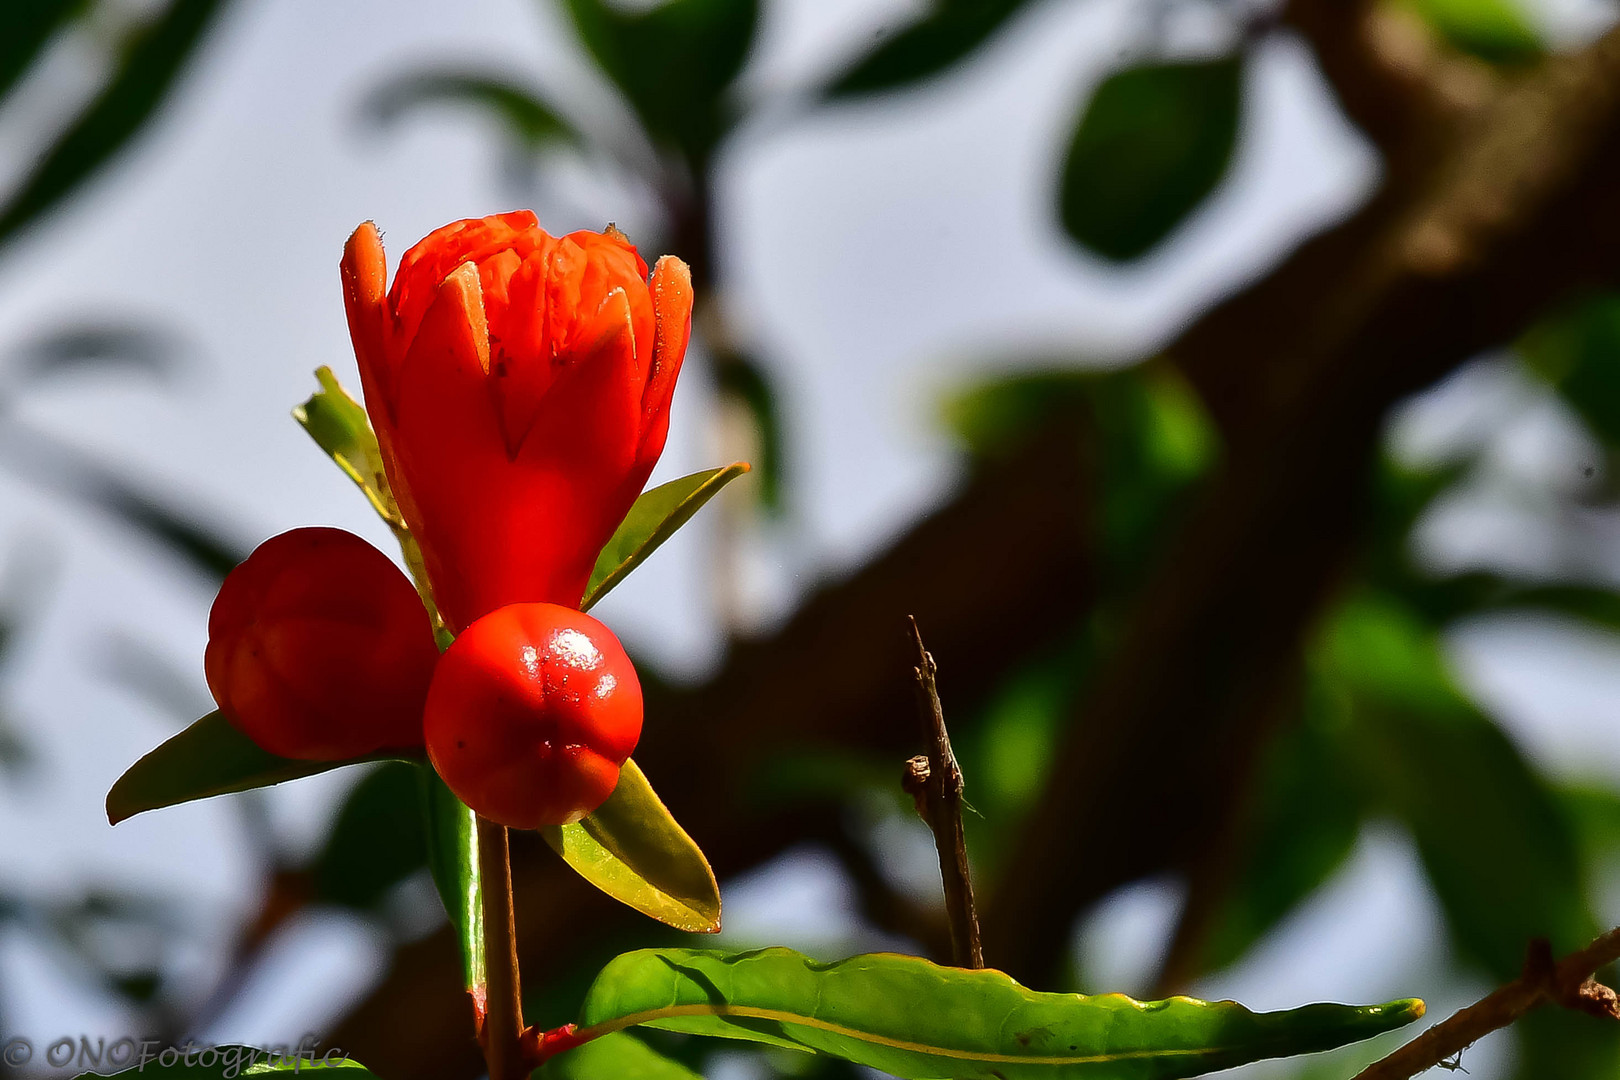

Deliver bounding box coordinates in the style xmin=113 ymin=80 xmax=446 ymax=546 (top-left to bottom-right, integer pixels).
xmin=1352 ymin=930 xmax=1620 ymax=1080
xmin=901 ymin=616 xmax=983 ymax=969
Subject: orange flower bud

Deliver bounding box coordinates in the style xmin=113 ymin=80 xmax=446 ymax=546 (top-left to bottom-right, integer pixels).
xmin=204 ymin=527 xmax=438 ymax=760
xmin=423 ymin=603 xmax=642 ymax=828
xmin=340 ymin=212 xmax=693 ymax=632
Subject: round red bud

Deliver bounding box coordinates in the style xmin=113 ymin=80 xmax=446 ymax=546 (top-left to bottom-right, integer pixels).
xmin=205 ymin=527 xmax=438 ymax=760
xmin=423 ymin=602 xmax=642 ymax=828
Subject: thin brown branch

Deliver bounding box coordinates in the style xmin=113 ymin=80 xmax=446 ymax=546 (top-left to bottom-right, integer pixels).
xmin=1352 ymin=931 xmax=1620 ymax=1080
xmin=902 ymin=616 xmax=983 ymax=969
xmin=475 ymin=815 xmax=526 ymax=1080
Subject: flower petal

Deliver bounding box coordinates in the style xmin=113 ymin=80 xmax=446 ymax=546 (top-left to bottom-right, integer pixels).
xmin=392 ymin=262 xmax=510 ymax=629
xmin=341 ymin=222 xmax=394 ymax=417
xmin=638 ymin=255 xmax=693 ymax=471
xmin=390 ymin=210 xmax=544 ymax=351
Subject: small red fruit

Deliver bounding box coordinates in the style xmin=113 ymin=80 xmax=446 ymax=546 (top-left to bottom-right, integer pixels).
xmin=423 ymin=603 xmax=642 ymax=828
xmin=205 ymin=527 xmax=438 ymax=760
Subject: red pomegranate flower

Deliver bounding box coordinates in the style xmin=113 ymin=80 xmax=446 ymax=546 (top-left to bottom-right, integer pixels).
xmin=339 ymin=211 xmax=693 ymax=633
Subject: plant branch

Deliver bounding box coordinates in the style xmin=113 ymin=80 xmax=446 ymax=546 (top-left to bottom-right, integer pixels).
xmin=1351 ymin=931 xmax=1620 ymax=1080
xmin=901 ymin=616 xmax=983 ymax=969
xmin=476 ymin=815 xmax=525 ymax=1080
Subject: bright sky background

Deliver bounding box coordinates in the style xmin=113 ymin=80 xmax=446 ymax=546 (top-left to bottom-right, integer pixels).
xmin=0 ymin=0 xmax=1616 ymax=1075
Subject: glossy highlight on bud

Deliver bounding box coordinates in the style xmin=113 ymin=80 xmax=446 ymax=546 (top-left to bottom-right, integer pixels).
xmin=423 ymin=602 xmax=642 ymax=828
xmin=340 ymin=211 xmax=693 ymax=633
xmin=204 ymin=527 xmax=438 ymax=761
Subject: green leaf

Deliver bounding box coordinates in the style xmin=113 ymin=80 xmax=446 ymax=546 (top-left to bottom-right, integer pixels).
xmin=420 ymin=768 xmax=483 ymax=991
xmin=824 ymin=0 xmax=1039 ymax=98
xmin=581 ymin=463 xmax=750 ymax=609
xmin=562 ymin=0 xmax=757 ymax=161
xmin=537 ymin=1031 xmax=702 ymax=1080
xmin=72 ymin=1044 xmax=374 ymax=1077
xmin=364 ymin=69 xmax=577 ymax=152
xmin=293 ymin=366 xmax=402 ymax=528
xmin=105 ymin=711 xmax=412 ymax=825
xmin=559 ymin=947 xmax=1423 ymax=1078
xmin=1401 ymin=0 xmax=1542 ymax=64
xmin=1058 ymin=57 xmax=1244 ymax=262
xmin=0 ymin=0 xmax=233 ymax=250
xmin=313 ymin=761 xmax=428 ymax=911
xmin=541 ymin=759 xmax=720 ymax=934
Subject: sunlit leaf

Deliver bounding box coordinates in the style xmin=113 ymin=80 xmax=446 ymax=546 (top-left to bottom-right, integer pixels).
xmin=824 ymin=0 xmax=1039 ymax=98
xmin=293 ymin=366 xmax=401 ymax=528
xmin=554 ymin=947 xmax=1422 ymax=1078
xmin=106 ymin=711 xmax=413 ymax=825
xmin=541 ymin=759 xmax=720 ymax=933
xmin=1058 ymin=57 xmax=1244 ymax=262
xmin=420 ymin=769 xmax=483 ymax=991
xmin=295 ymin=366 xmax=442 ymax=632
xmin=581 ymin=463 xmax=749 ymax=609
xmin=537 ymin=1031 xmax=701 ymax=1080
xmin=0 ymin=0 xmax=234 ymax=249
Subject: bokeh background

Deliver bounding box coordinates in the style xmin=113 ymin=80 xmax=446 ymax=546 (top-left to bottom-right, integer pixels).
xmin=3 ymin=0 xmax=1620 ymax=1077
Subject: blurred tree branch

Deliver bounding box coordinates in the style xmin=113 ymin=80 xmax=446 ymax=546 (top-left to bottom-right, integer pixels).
xmin=994 ymin=19 xmax=1620 ymax=987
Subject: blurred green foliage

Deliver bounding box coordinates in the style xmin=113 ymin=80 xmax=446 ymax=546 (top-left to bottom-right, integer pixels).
xmin=1058 ymin=58 xmax=1245 ymax=262
xmin=0 ymin=0 xmax=234 ymax=249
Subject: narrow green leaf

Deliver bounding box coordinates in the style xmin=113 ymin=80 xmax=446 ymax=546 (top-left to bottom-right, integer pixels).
xmin=293 ymin=366 xmax=402 ymax=529
xmin=541 ymin=759 xmax=720 ymax=933
xmin=1058 ymin=57 xmax=1244 ymax=262
xmin=420 ymin=768 xmax=483 ymax=991
xmin=562 ymin=947 xmax=1423 ymax=1078
xmin=105 ymin=711 xmax=413 ymax=825
xmin=537 ymin=1031 xmax=701 ymax=1080
xmin=0 ymin=0 xmax=233 ymax=250
xmin=581 ymin=463 xmax=749 ymax=609
xmin=364 ymin=70 xmax=577 ymax=151
xmin=824 ymin=0 xmax=1038 ymax=99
